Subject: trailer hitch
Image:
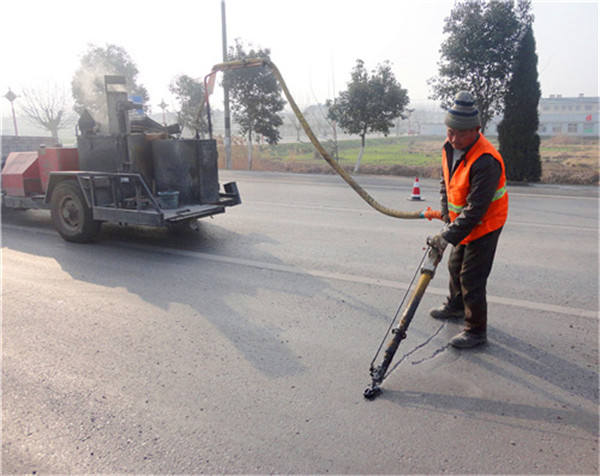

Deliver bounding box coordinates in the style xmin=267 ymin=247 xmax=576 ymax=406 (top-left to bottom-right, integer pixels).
xmin=364 ymin=237 xmax=443 ymax=400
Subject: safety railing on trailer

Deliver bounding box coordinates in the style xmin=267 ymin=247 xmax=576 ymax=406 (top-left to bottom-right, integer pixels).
xmin=76 ymin=172 xmax=162 ymax=212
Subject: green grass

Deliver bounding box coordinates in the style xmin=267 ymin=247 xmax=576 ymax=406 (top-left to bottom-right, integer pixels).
xmin=336 ymin=144 xmax=438 ymax=166
xmin=240 ymin=133 xmax=597 ymax=184
xmin=262 ymin=136 xmax=441 ymax=167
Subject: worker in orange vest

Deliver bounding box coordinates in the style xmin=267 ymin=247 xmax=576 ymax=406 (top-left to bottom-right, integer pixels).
xmin=428 ymin=91 xmax=508 ymax=348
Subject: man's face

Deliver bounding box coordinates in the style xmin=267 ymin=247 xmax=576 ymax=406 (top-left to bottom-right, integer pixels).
xmin=446 ymin=127 xmax=480 ymax=150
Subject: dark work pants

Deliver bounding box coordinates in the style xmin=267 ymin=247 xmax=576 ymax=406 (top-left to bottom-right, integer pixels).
xmin=446 ymin=227 xmax=503 ymax=335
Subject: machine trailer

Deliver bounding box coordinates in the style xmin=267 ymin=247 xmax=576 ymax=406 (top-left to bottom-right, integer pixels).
xmin=1 ymin=75 xmax=241 ymax=243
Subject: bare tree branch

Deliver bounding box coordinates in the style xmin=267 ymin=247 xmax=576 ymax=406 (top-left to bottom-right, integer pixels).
xmin=18 ymin=83 xmax=77 ymax=142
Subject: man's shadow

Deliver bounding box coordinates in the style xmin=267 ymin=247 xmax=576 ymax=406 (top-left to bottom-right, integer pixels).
xmin=379 ymin=325 xmax=598 ymax=435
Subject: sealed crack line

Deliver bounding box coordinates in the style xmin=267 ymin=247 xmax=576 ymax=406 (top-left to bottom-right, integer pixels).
xmin=411 ymin=344 xmax=452 ymax=365
xmin=386 ymin=322 xmax=448 ymax=377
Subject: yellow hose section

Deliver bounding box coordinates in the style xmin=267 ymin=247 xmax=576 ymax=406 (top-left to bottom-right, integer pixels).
xmin=398 ymin=272 xmax=432 ymax=327
xmin=211 ymin=59 xmax=424 ymax=219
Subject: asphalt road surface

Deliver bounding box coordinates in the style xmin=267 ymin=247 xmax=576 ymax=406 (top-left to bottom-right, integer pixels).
xmin=2 ymin=171 xmax=598 ymax=474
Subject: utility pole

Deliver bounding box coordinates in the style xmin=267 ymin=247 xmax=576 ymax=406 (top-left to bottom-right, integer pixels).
xmin=221 ymin=0 xmax=232 ymax=169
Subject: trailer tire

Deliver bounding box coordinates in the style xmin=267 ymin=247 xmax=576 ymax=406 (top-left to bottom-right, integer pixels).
xmin=51 ymin=180 xmax=101 ymax=243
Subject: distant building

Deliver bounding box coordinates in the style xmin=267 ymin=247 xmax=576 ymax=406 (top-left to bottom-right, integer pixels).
xmin=408 ymin=95 xmax=599 ymax=137
xmin=537 ymin=94 xmax=599 ymax=137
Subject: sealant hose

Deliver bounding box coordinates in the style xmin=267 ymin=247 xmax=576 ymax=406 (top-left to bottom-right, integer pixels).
xmin=209 ymin=59 xmax=441 ymax=221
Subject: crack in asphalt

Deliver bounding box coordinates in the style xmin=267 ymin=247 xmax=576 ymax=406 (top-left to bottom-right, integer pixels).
xmin=410 ymin=343 xmax=452 ymax=365
xmin=385 ymin=322 xmax=449 ymax=378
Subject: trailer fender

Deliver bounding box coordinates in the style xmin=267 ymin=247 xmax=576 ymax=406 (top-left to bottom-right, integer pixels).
xmin=45 ymin=172 xmax=92 ymax=208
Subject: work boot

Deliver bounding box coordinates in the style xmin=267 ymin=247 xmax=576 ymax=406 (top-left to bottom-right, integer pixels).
xmin=449 ymin=331 xmax=487 ymax=349
xmin=429 ymin=305 xmax=465 ymax=320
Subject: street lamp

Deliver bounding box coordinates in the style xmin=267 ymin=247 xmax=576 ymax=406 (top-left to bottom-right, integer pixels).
xmin=158 ymin=99 xmax=168 ymax=126
xmin=4 ymin=88 xmax=19 ymax=136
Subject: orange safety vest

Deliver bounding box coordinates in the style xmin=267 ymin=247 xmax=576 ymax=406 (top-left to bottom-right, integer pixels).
xmin=442 ymin=134 xmax=508 ymax=244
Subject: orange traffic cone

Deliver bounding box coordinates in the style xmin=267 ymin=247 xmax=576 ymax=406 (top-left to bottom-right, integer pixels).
xmin=408 ymin=177 xmax=425 ymax=201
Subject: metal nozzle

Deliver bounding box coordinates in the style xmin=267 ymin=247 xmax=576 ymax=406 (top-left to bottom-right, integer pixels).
xmin=363 ymin=383 xmax=382 ymax=400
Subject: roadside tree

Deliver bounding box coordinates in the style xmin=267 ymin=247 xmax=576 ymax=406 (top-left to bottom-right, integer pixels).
xmin=498 ymin=25 xmax=542 ymax=182
xmin=327 ymin=60 xmax=409 ymax=172
xmin=169 ymin=74 xmax=207 ymax=137
xmin=428 ymin=0 xmax=533 ymax=133
xmin=223 ymin=39 xmax=285 ymax=170
xmin=71 ymin=43 xmax=149 ymax=126
xmin=19 ymin=83 xmax=77 ymax=143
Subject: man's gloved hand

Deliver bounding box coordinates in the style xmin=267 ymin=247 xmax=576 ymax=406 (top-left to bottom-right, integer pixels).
xmin=428 ymin=234 xmax=449 ymax=254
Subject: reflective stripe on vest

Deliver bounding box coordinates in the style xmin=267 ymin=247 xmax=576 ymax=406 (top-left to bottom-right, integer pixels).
xmin=447 ymin=184 xmax=507 ymax=215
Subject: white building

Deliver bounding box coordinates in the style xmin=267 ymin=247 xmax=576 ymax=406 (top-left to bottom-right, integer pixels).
xmin=408 ymin=95 xmax=599 ymax=137
xmin=537 ymin=94 xmax=599 ymax=137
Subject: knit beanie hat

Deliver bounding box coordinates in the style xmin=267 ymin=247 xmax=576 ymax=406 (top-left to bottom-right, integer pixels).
xmin=444 ymin=91 xmax=481 ymax=130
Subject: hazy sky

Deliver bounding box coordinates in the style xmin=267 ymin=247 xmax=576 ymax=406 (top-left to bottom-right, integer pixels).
xmin=1 ymin=0 xmax=598 ymax=115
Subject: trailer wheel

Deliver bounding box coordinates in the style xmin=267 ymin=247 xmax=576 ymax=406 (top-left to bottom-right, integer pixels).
xmin=50 ymin=180 xmax=101 ymax=243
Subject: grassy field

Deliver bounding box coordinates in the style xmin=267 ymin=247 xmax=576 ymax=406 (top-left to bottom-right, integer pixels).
xmin=219 ymin=134 xmax=599 ymax=185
